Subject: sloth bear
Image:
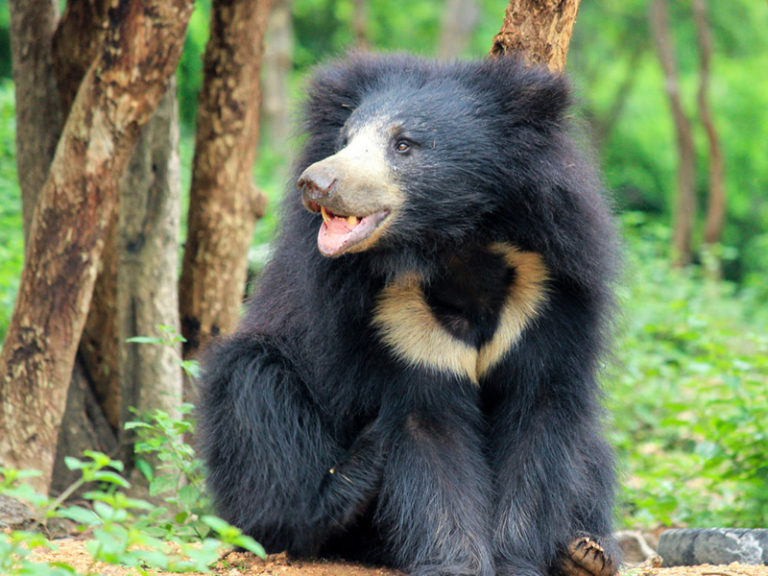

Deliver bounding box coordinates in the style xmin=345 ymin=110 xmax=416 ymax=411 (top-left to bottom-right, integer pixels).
xmin=199 ymin=53 xmax=620 ymax=576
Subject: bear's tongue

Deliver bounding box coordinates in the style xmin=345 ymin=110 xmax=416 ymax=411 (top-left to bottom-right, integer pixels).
xmin=317 ymin=206 xmax=366 ymax=257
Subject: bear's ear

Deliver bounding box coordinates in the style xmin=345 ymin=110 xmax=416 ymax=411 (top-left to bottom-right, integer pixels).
xmin=475 ymin=56 xmax=571 ymax=130
xmin=302 ymin=53 xmax=391 ymax=141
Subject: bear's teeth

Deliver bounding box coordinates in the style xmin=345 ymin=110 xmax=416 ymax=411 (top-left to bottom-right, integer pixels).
xmin=320 ymin=206 xmax=332 ymax=224
xmin=347 ymin=216 xmax=360 ymax=227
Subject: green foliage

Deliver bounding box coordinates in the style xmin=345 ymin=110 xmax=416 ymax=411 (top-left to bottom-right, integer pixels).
xmin=126 ymin=324 xmax=201 ymax=379
xmin=0 ymin=529 xmax=74 ymax=576
xmin=0 ymin=408 xmax=264 ymax=576
xmin=571 ymin=0 xmax=768 ymax=283
xmin=0 ymin=78 xmax=22 ymax=345
xmin=177 ymin=0 xmax=211 ymax=124
xmin=610 ymin=214 xmax=768 ymax=528
xmin=126 ymin=404 xmax=212 ymax=542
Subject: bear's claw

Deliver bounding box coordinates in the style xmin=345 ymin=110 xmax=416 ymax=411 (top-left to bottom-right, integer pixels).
xmin=560 ymin=536 xmax=618 ymax=576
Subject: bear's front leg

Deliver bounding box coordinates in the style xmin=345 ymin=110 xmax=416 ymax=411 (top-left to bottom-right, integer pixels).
xmin=199 ymin=335 xmax=352 ymax=557
xmin=306 ymin=413 xmax=390 ymax=533
xmin=486 ymin=373 xmax=619 ymax=576
xmin=375 ymin=374 xmax=495 ymax=576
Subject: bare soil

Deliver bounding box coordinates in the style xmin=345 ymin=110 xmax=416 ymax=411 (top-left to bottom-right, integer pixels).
xmin=30 ymin=540 xmax=768 ymax=576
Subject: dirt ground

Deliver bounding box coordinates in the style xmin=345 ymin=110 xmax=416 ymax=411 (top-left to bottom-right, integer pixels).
xmin=30 ymin=540 xmax=768 ymax=576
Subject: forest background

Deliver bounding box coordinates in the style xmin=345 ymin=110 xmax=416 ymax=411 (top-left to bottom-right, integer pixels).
xmin=0 ymin=0 xmax=766 ymax=532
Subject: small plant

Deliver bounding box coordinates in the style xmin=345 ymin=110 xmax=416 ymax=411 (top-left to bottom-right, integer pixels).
xmin=0 ymin=411 xmax=264 ymax=576
xmin=126 ymin=405 xmax=216 ymax=543
xmin=126 ymin=324 xmax=200 ymax=379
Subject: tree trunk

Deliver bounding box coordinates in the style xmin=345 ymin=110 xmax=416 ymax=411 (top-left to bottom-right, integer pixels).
xmin=50 ymin=0 xmax=123 ymax=470
xmin=490 ymin=0 xmax=581 ymax=72
xmin=8 ymin=0 xmax=63 ymax=246
xmin=262 ymin=0 xmax=294 ymax=151
xmin=650 ymin=0 xmax=697 ymax=267
xmin=353 ymin=0 xmax=369 ymax=50
xmin=180 ymin=0 xmax=270 ymax=360
xmin=50 ymin=362 xmax=119 ymax=494
xmin=119 ymin=79 xmax=184 ymax=444
xmin=0 ymin=0 xmax=193 ymax=494
xmin=438 ymin=0 xmax=479 ymax=59
xmin=51 ymin=0 xmax=111 ymax=114
xmin=694 ymin=0 xmax=725 ymax=249
xmin=54 ymin=82 xmax=184 ymax=494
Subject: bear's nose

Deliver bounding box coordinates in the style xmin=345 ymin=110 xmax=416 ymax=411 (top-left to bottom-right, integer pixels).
xmin=298 ymin=165 xmax=336 ymax=200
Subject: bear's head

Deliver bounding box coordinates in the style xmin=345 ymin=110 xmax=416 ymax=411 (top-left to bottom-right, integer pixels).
xmin=297 ymin=53 xmax=574 ymax=261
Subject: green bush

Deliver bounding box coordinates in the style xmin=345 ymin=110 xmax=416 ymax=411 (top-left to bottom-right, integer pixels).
xmin=610 ymin=213 xmax=768 ymax=528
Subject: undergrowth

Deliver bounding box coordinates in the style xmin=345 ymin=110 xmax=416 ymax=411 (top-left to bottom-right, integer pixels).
xmin=610 ymin=214 xmax=768 ymax=528
xmin=0 ymin=341 xmax=263 ymax=576
xmin=0 ymin=408 xmax=264 ymax=575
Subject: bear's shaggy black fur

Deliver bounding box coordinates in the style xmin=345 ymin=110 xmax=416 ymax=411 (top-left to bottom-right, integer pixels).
xmin=199 ymin=54 xmax=620 ymax=576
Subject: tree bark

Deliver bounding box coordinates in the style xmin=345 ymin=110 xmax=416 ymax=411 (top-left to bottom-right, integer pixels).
xmin=50 ymin=362 xmax=119 ymax=495
xmin=438 ymin=0 xmax=479 ymax=59
xmin=53 ymin=81 xmax=184 ymax=494
xmin=51 ymin=0 xmax=123 ymax=448
xmin=8 ymin=0 xmax=63 ymax=246
xmin=0 ymin=0 xmax=193 ymax=494
xmin=119 ymin=79 xmax=184 ymax=439
xmin=694 ymin=0 xmax=725 ymax=248
xmin=650 ymin=0 xmax=697 ymax=267
xmin=52 ymin=0 xmax=112 ymax=114
xmin=180 ymin=0 xmax=270 ymax=359
xmin=490 ymin=0 xmax=581 ymax=72
xmin=353 ymin=0 xmax=369 ymax=50
xmin=262 ymin=0 xmax=294 ymax=150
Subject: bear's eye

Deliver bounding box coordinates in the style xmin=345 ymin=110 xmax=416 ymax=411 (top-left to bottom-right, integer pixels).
xmin=394 ymin=139 xmax=412 ymax=154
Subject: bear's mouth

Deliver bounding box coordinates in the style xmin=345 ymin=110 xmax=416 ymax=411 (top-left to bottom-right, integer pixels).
xmin=305 ymin=201 xmax=390 ymax=257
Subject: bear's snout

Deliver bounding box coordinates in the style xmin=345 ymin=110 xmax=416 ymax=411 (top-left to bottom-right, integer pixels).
xmin=298 ymin=164 xmax=337 ymax=202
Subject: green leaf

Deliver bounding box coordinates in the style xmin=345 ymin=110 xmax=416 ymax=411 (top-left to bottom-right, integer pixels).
xmin=126 ymin=336 xmax=163 ymax=344
xmin=93 ymin=501 xmax=114 ymax=520
xmin=200 ymin=515 xmax=229 ymax=532
xmin=232 ymin=534 xmax=267 ymax=559
xmin=82 ymin=451 xmax=112 ymax=469
xmin=57 ymin=505 xmax=101 ymax=526
xmin=123 ymin=421 xmax=152 ymax=430
xmin=135 ymin=459 xmax=154 ymax=482
xmin=92 ymin=470 xmax=130 ymax=488
xmin=178 ymin=484 xmax=201 ymax=509
xmin=180 ymin=359 xmax=201 ymax=379
xmin=63 ymin=457 xmax=85 ymax=471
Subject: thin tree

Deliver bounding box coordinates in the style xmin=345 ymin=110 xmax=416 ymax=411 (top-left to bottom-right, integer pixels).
xmin=262 ymin=0 xmax=295 ymax=153
xmin=650 ymin=0 xmax=697 ymax=267
xmin=438 ymin=0 xmax=480 ymax=59
xmin=180 ymin=0 xmax=271 ymax=360
xmin=116 ymin=80 xmax=184 ymax=477
xmin=694 ymin=0 xmax=725 ymax=250
xmin=0 ymin=0 xmax=193 ymax=494
xmin=353 ymin=0 xmax=369 ymax=50
xmin=48 ymin=0 xmax=120 ymax=489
